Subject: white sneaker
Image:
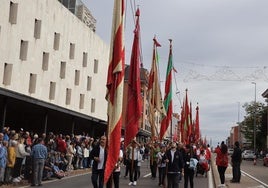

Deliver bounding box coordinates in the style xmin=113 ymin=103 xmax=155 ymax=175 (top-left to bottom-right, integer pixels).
xmin=17 ymin=176 xmax=22 ymax=180
xmin=12 ymin=178 xmax=20 ymax=183
xmin=217 ymin=184 xmax=226 ymax=187
xmin=133 ymin=181 xmax=137 ymax=186
xmin=128 ymin=182 xmax=133 ymax=186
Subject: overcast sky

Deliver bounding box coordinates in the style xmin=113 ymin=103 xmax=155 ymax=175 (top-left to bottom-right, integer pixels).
xmin=85 ymin=0 xmax=268 ymax=147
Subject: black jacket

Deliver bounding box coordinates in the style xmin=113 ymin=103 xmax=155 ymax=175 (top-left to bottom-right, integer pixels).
xmin=89 ymin=144 xmax=107 ymax=172
xmin=231 ymin=147 xmax=242 ymax=163
xmin=165 ymin=149 xmax=184 ymax=173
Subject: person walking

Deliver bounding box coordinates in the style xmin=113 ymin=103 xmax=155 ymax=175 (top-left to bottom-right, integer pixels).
xmin=157 ymin=144 xmax=167 ymax=187
xmin=149 ymin=142 xmax=159 ymax=180
xmin=183 ymin=144 xmax=198 ymax=188
xmin=230 ymin=141 xmax=242 ymax=183
xmin=30 ymin=138 xmax=48 ymax=186
xmin=106 ymin=148 xmax=123 ymax=188
xmin=89 ymin=136 xmax=107 ymax=188
xmin=127 ymin=140 xmax=140 ymax=186
xmin=165 ymin=142 xmax=184 ymax=188
xmin=215 ymin=141 xmax=228 ymax=187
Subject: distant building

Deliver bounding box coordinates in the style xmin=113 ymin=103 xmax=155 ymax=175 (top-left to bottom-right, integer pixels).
xmin=122 ymin=65 xmax=151 ymax=143
xmin=58 ymin=0 xmax=96 ymax=31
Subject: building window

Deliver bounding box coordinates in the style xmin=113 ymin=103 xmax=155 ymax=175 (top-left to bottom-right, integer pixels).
xmin=69 ymin=43 xmax=75 ymax=59
xmin=82 ymin=52 xmax=88 ymax=67
xmin=94 ymin=59 xmax=98 ymax=73
xmin=20 ymin=40 xmax=28 ymax=61
xmin=74 ymin=70 xmax=80 ymax=85
xmin=29 ymin=73 xmax=37 ymax=94
xmin=87 ymin=76 xmax=92 ymax=91
xmin=79 ymin=94 xmax=85 ymax=109
xmin=34 ymin=19 xmax=42 ymax=39
xmin=60 ymin=61 xmax=66 ymax=79
xmin=3 ymin=63 xmax=13 ymax=85
xmin=66 ymin=88 xmax=71 ymax=105
xmin=53 ymin=32 xmax=60 ymax=50
xmin=49 ymin=82 xmax=56 ymax=100
xmin=9 ymin=2 xmax=18 ymax=24
xmin=91 ymin=98 xmax=96 ymax=113
xmin=42 ymin=52 xmax=49 ymax=71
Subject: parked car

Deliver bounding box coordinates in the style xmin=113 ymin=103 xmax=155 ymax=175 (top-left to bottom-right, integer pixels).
xmin=263 ymin=154 xmax=268 ymax=166
xmin=228 ymin=148 xmax=234 ymax=155
xmin=242 ymin=150 xmax=256 ymax=160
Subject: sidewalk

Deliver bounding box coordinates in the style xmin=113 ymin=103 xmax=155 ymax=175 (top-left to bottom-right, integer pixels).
xmin=1 ymin=168 xmax=91 ymax=188
xmin=211 ymin=154 xmax=261 ymax=188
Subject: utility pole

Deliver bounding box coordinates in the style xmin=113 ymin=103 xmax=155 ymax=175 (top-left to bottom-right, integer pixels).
xmin=237 ymin=102 xmax=241 ymax=145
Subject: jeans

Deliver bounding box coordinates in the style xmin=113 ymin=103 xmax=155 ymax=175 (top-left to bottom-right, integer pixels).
xmin=158 ymin=167 xmax=166 ymax=185
xmin=129 ymin=160 xmax=138 ymax=182
xmin=232 ymin=162 xmax=241 ymax=182
xmin=150 ymin=161 xmax=157 ymax=178
xmin=32 ymin=158 xmax=45 ymax=185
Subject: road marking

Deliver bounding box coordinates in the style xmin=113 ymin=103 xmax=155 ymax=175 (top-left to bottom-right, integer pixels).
xmin=242 ymin=170 xmax=268 ymax=188
xmin=143 ymin=173 xmax=152 ymax=178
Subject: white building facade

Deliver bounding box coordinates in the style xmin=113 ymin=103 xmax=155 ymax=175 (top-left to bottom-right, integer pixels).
xmin=0 ymin=0 xmax=109 ymax=133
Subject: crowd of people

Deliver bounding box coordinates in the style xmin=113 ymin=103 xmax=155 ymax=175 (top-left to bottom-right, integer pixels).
xmin=107 ymin=139 xmax=212 ymax=188
xmin=0 ymin=126 xmax=99 ymax=186
xmin=0 ymin=126 xmax=243 ymax=188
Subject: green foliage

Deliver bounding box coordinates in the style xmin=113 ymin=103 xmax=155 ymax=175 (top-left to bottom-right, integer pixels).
xmin=240 ymin=101 xmax=266 ymax=150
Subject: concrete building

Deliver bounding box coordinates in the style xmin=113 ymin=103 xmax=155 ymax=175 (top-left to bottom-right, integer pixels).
xmin=0 ymin=0 xmax=109 ymax=136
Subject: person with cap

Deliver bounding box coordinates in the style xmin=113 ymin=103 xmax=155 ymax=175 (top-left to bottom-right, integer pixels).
xmin=165 ymin=142 xmax=184 ymax=188
xmin=230 ymin=141 xmax=242 ymax=183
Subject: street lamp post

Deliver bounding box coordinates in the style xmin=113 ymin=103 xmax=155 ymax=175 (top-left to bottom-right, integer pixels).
xmin=237 ymin=102 xmax=241 ymax=145
xmin=252 ymin=82 xmax=256 ymax=153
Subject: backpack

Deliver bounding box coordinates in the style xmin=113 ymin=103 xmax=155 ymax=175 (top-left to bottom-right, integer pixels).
xmin=189 ymin=158 xmax=198 ymax=170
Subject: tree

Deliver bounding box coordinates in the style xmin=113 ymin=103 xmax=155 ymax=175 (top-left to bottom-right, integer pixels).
xmin=240 ymin=101 xmax=265 ymax=150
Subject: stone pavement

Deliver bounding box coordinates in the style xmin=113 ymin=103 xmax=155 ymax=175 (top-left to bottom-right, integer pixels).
xmin=211 ymin=154 xmax=264 ymax=188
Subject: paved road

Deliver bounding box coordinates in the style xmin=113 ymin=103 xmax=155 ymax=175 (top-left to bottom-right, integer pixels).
xmin=211 ymin=154 xmax=268 ymax=188
xmin=19 ymin=159 xmax=209 ymax=188
xmin=241 ymin=159 xmax=268 ymax=187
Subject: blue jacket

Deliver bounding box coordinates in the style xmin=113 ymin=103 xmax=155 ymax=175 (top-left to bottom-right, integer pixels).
xmin=0 ymin=146 xmax=7 ymax=168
